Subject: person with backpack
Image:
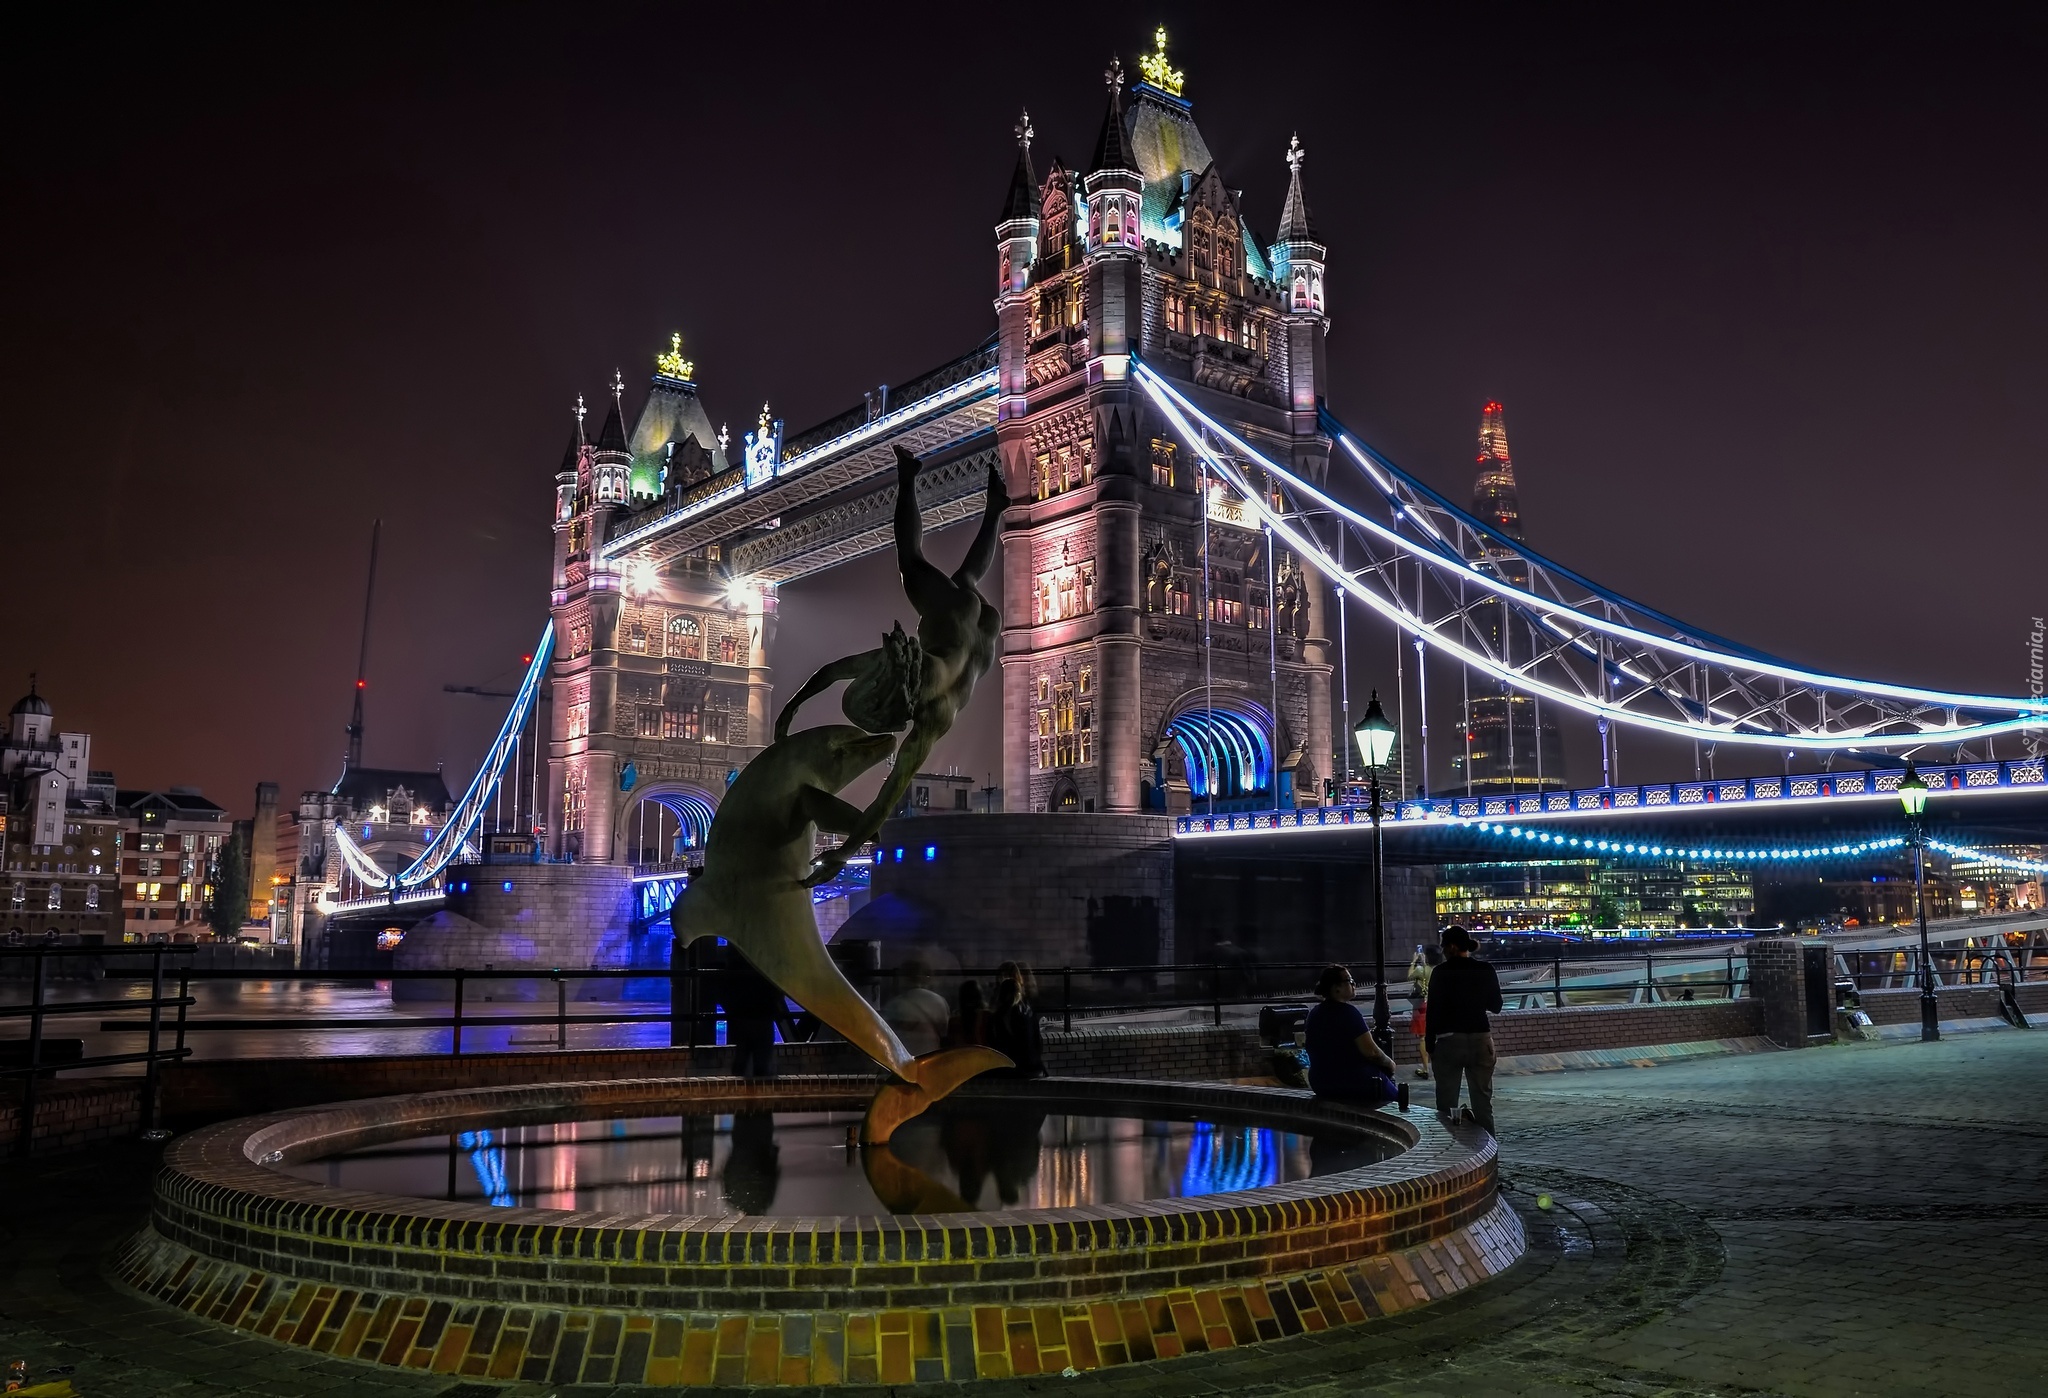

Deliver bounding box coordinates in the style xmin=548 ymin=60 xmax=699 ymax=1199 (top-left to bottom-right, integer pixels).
xmin=1425 ymin=925 xmax=1504 ymax=1134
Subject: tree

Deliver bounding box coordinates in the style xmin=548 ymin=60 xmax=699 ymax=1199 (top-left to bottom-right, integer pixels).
xmin=208 ymin=828 xmax=250 ymax=939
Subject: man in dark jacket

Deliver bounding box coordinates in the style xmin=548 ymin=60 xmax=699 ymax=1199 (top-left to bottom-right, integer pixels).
xmin=1423 ymin=925 xmax=1504 ymax=1133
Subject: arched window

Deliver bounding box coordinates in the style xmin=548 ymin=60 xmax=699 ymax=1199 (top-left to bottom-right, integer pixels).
xmin=667 ymin=613 xmax=701 ymax=659
xmin=85 ymin=884 xmax=98 ymax=909
xmin=47 ymin=884 xmax=62 ymax=910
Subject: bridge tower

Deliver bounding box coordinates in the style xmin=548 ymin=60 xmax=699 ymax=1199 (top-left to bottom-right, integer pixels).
xmin=997 ymin=35 xmax=1336 ymax=816
xmin=546 ymin=347 xmax=776 ymax=863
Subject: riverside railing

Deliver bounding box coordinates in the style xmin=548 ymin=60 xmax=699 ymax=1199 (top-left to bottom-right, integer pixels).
xmin=1 ymin=942 xmax=195 ymax=1154
xmin=42 ymin=949 xmax=1762 ymax=1058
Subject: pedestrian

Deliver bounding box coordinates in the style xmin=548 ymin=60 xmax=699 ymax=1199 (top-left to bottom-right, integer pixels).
xmin=717 ymin=947 xmax=792 ymax=1081
xmin=987 ymin=961 xmax=1046 ymax=1077
xmin=1304 ymin=964 xmax=1399 ymax=1107
xmin=1424 ymin=925 xmax=1504 ymax=1134
xmin=881 ymin=956 xmax=952 ymax=1057
xmin=1407 ymin=945 xmax=1444 ymax=1081
xmin=952 ymin=978 xmax=990 ymax=1047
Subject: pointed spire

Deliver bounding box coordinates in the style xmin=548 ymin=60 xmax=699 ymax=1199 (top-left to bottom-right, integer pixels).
xmin=1090 ymin=57 xmax=1135 ymax=174
xmin=557 ymin=427 xmax=581 ymax=476
xmin=573 ymin=394 xmax=587 ymax=444
xmin=1278 ymin=134 xmax=1315 ymax=240
xmin=1000 ymin=108 xmax=1038 ymax=221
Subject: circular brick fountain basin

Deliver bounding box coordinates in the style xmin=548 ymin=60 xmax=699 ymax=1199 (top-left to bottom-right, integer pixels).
xmin=118 ymin=1075 xmax=1522 ymax=1385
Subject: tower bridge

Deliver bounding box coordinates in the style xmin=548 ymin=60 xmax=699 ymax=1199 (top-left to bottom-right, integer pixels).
xmin=309 ymin=35 xmax=2048 ymax=971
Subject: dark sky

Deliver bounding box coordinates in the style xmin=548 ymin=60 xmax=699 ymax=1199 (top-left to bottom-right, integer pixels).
xmin=4 ymin=5 xmax=2044 ymax=817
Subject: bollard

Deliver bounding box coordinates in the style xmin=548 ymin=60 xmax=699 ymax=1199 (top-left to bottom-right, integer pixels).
xmin=1552 ymin=956 xmax=1564 ymax=1008
xmin=141 ymin=949 xmax=166 ymax=1138
xmin=18 ymin=950 xmax=47 ymax=1157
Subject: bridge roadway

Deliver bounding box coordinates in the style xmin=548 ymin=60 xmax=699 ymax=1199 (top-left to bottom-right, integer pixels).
xmin=1174 ymin=755 xmax=2048 ymax=865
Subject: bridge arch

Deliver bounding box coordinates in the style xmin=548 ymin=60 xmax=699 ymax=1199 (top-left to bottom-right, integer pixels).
xmin=1156 ymin=697 xmax=1279 ymax=810
xmin=611 ymin=782 xmax=720 ymax=865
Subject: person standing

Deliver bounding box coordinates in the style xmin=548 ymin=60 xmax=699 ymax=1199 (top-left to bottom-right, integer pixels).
xmin=1305 ymin=964 xmax=1399 ymax=1106
xmin=1424 ymin=926 xmax=1503 ymax=1133
xmin=987 ymin=962 xmax=1045 ymax=1078
xmin=1407 ymin=945 xmax=1443 ymax=1081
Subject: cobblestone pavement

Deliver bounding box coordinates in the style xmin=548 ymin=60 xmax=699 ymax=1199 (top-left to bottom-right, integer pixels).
xmin=1 ymin=1031 xmax=2041 ymax=1397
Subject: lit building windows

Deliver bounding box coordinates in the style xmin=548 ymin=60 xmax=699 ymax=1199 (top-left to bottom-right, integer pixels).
xmin=85 ymin=884 xmax=98 ymax=909
xmin=662 ymin=707 xmax=701 ymax=741
xmin=637 ymin=707 xmax=662 ymax=738
xmin=1149 ymin=438 xmax=1177 ymax=489
xmin=1032 ymin=554 xmax=1096 ymax=625
xmin=46 ymin=884 xmax=61 ymax=910
xmin=1165 ymin=293 xmax=1188 ymax=335
xmin=566 ymin=701 xmax=589 ymax=740
xmin=667 ymin=614 xmax=701 ymax=659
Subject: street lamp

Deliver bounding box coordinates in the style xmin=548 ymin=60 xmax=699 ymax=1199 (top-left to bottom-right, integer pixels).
xmin=1352 ymin=690 xmax=1398 ymax=1054
xmin=1897 ymin=762 xmax=1938 ymax=1042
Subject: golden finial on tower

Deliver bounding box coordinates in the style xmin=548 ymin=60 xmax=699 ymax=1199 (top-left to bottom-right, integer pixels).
xmin=1138 ymin=26 xmax=1183 ymax=96
xmin=655 ymin=331 xmax=695 ymax=381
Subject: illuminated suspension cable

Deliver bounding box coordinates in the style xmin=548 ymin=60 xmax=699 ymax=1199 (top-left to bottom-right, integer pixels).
xmin=1927 ymin=839 xmax=2048 ymax=875
xmin=1132 ymin=362 xmax=2046 ymax=750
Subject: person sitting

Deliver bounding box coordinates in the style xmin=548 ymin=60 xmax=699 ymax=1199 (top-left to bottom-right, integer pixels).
xmin=986 ymin=962 xmax=1046 ymax=1078
xmin=1305 ymin=964 xmax=1399 ymax=1107
xmin=881 ymin=956 xmax=952 ymax=1058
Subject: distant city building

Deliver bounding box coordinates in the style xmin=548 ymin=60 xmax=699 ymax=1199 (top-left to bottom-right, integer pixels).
xmin=0 ymin=684 xmax=122 ymax=938
xmin=1436 ymin=857 xmax=1756 ymax=930
xmin=895 ymin=771 xmax=976 ymax=816
xmin=116 ymin=789 xmax=231 ymax=935
xmin=1451 ymin=402 xmax=1566 ymax=795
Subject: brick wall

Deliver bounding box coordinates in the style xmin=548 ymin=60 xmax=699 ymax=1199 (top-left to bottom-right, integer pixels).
xmin=1856 ymin=981 xmax=2048 ymax=1026
xmin=0 ymin=1078 xmax=143 ymax=1155
xmin=1745 ymin=937 xmax=1810 ymax=1047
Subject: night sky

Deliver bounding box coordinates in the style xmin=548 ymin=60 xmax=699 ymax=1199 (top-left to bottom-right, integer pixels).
xmin=4 ymin=6 xmax=2044 ymax=818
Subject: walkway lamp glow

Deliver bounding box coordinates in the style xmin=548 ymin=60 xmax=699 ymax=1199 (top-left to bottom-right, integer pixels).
xmin=1898 ymin=763 xmax=1938 ymax=1042
xmin=1353 ymin=691 xmax=1397 ymax=1053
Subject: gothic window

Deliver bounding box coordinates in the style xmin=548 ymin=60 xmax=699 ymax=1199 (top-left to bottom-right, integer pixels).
xmin=47 ymin=884 xmax=61 ymax=910
xmin=1150 ymin=438 xmax=1177 ymax=488
xmin=1147 ymin=557 xmax=1171 ymax=612
xmin=1293 ymin=269 xmax=1310 ymax=311
xmin=628 ymin=621 xmax=647 ymax=653
xmin=667 ymin=614 xmax=701 ymax=659
xmin=1037 ymin=675 xmax=1050 ymax=704
xmin=663 ymin=707 xmax=701 ymax=741
xmin=1165 ymin=293 xmax=1187 ymax=335
xmin=637 ymin=707 xmax=661 ymax=738
xmin=1249 ymin=590 xmax=1270 ymax=630
xmin=1033 ymin=453 xmax=1052 ymax=502
xmin=563 ymin=773 xmax=585 ymax=834
xmin=11 ymin=883 xmax=23 ymax=907
xmin=719 ymin=634 xmax=738 ymax=664
xmin=566 ymin=701 xmax=589 ymax=740
xmin=85 ymin=884 xmax=98 ymax=909
xmin=704 ymin=709 xmax=729 ymax=744
xmin=1034 ymin=702 xmax=1054 ymax=771
xmin=1089 ymin=201 xmax=1101 ymax=245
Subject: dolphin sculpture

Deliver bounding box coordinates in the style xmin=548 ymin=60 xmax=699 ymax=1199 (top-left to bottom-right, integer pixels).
xmin=671 ymin=723 xmax=1008 ymax=1141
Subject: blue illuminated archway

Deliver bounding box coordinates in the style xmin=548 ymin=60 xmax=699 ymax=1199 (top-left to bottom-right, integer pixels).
xmin=1163 ymin=703 xmax=1276 ymax=800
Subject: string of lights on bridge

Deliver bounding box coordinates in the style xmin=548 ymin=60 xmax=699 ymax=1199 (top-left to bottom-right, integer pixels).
xmin=1459 ymin=821 xmax=2048 ymax=874
xmin=1462 ymin=820 xmax=1908 ymax=865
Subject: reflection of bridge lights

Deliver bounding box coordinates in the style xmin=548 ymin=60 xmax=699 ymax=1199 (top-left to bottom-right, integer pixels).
xmin=457 ymin=1130 xmax=516 ymax=1207
xmin=1179 ymin=1122 xmax=1280 ymax=1196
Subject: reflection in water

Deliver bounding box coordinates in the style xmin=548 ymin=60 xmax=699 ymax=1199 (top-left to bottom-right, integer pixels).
xmin=280 ymin=1106 xmax=1391 ymax=1217
xmin=1180 ymin=1122 xmax=1279 ymax=1195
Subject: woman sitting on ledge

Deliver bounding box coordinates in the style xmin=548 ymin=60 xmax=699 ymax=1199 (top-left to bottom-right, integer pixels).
xmin=1305 ymin=964 xmax=1399 ymax=1107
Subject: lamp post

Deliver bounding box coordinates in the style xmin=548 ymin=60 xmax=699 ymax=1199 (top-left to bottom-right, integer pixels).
xmin=1352 ymin=690 xmax=1398 ymax=1054
xmin=1897 ymin=762 xmax=1938 ymax=1042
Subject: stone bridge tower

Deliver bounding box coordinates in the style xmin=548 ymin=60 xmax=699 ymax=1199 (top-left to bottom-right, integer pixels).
xmin=995 ymin=35 xmax=1336 ymax=816
xmin=545 ymin=347 xmax=776 ymax=864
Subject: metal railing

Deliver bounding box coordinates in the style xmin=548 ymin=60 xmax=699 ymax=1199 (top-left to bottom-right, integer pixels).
xmin=1833 ymin=944 xmax=2042 ymax=991
xmin=55 ymin=950 xmax=1753 ymax=1060
xmin=2 ymin=943 xmax=195 ymax=1154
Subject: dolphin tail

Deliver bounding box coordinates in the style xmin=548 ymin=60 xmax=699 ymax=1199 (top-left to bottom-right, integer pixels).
xmin=908 ymin=1045 xmax=1012 ymax=1101
xmin=861 ymin=1047 xmax=1013 ymax=1145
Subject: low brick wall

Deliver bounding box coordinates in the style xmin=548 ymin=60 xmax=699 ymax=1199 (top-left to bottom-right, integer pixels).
xmin=1856 ymin=981 xmax=2048 ymax=1026
xmin=0 ymin=1078 xmax=144 ymax=1154
xmin=120 ymin=1075 xmax=1519 ymax=1385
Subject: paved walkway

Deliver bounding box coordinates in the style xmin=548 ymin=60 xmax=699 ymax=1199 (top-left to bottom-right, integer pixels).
xmin=0 ymin=1031 xmax=2042 ymax=1396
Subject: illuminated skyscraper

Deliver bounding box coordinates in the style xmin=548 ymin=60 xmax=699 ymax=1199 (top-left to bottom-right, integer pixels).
xmin=1450 ymin=401 xmax=1565 ymax=793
